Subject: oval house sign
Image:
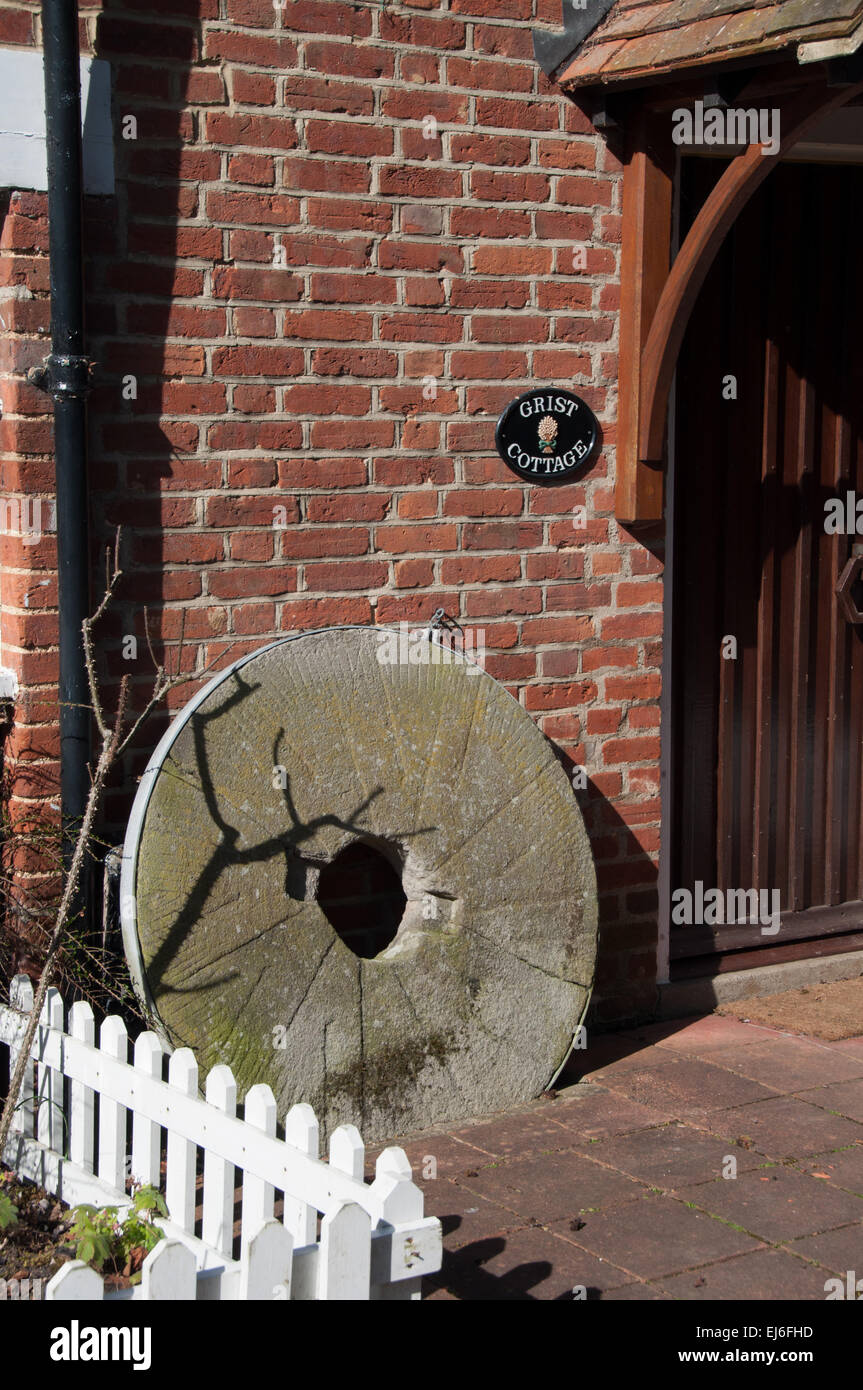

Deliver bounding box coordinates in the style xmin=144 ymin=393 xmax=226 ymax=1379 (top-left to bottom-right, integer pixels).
xmin=495 ymin=388 xmax=598 ymax=485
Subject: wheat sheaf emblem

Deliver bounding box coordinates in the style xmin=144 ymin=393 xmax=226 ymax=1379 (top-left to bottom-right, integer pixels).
xmin=537 ymin=415 xmax=558 ymax=454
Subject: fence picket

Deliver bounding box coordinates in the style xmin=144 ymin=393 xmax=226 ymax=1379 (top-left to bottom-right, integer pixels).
xmin=141 ymin=1238 xmax=197 ymax=1300
xmin=282 ymin=1103 xmax=318 ymax=1248
xmin=371 ymin=1147 xmax=424 ymax=1224
xmin=202 ymin=1064 xmax=237 ymax=1258
xmin=329 ymin=1124 xmax=364 ymax=1181
xmin=239 ymin=1218 xmax=293 ymax=1301
xmin=318 ymin=1200 xmax=371 ymax=1300
xmin=37 ymin=990 xmax=65 ymax=1153
xmin=165 ymin=1049 xmax=198 ymax=1234
xmin=131 ymin=1032 xmax=164 ymax=1188
xmin=9 ymin=974 xmax=34 ymax=1137
xmin=68 ymin=1002 xmax=95 ymax=1171
xmin=97 ymin=1016 xmax=128 ymax=1192
xmin=45 ymin=1260 xmax=103 ymax=1301
xmin=241 ymin=1084 xmax=276 ymax=1248
xmin=369 ymin=1147 xmax=426 ymax=1301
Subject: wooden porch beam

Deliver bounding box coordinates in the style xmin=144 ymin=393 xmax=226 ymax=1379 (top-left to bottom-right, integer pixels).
xmin=638 ymin=78 xmax=863 ymax=473
xmin=614 ymin=111 xmax=673 ymax=524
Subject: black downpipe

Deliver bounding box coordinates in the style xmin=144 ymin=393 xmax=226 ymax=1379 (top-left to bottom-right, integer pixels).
xmin=32 ymin=0 xmax=93 ymax=877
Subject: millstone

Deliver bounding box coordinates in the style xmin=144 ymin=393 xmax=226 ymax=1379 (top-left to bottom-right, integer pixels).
xmin=121 ymin=627 xmax=597 ymax=1141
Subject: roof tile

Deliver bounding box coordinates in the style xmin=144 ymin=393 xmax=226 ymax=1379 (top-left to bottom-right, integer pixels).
xmin=600 ymin=1 xmax=677 ymax=38
xmin=559 ymin=37 xmax=628 ymax=78
xmin=557 ymin=0 xmax=863 ymax=86
xmin=763 ymin=0 xmax=861 ymax=35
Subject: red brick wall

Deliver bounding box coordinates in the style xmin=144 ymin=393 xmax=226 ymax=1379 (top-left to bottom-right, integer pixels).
xmin=0 ymin=0 xmax=663 ymax=1025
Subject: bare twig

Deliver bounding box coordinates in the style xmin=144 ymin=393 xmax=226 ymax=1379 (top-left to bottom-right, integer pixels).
xmin=0 ymin=529 xmax=223 ymax=1160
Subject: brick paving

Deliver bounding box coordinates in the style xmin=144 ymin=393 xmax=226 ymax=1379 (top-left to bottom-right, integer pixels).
xmin=383 ymin=1014 xmax=863 ymax=1300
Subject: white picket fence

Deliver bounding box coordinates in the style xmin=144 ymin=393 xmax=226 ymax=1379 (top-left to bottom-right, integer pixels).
xmin=0 ymin=976 xmax=441 ymax=1300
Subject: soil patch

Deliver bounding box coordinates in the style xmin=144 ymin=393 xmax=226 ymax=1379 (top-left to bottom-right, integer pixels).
xmin=717 ymin=975 xmax=863 ymax=1040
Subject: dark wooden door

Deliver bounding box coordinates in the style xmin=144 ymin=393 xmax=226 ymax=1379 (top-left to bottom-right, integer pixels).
xmin=671 ymin=158 xmax=863 ymax=964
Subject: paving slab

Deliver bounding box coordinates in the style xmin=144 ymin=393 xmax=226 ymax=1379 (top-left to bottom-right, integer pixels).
xmin=454 ymin=1149 xmax=649 ymax=1224
xmin=657 ymin=1247 xmax=833 ymax=1301
xmin=576 ymin=1121 xmax=765 ymax=1190
xmin=678 ymin=1165 xmax=863 ymax=1242
xmin=426 ymin=1179 xmax=522 ymax=1251
xmin=546 ymin=1084 xmax=676 ymax=1138
xmin=600 ymin=1281 xmax=672 ymax=1299
xmin=796 ymin=1145 xmax=863 ymax=1196
xmin=588 ymin=1054 xmax=778 ymax=1114
xmin=564 ymin=1193 xmax=762 ymax=1278
xmin=793 ymin=1079 xmax=863 ymax=1124
xmin=783 ymin=1222 xmax=863 ymax=1276
xmin=445 ymin=1106 xmax=580 ymax=1159
xmin=705 ymin=1038 xmax=863 ymax=1093
xmin=366 ymin=1131 xmax=497 ymax=1181
xmin=643 ymin=1015 xmax=780 ymax=1053
xmin=427 ymin=1225 xmax=636 ymax=1301
xmin=701 ymin=1095 xmax=863 ymax=1159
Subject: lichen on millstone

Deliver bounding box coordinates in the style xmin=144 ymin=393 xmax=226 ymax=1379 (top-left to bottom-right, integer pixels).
xmin=121 ymin=626 xmax=598 ymax=1141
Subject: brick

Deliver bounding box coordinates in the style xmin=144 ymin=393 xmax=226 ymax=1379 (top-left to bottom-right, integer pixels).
xmin=310 ymin=272 xmax=398 ymax=305
xmin=304 ymin=41 xmax=395 ymax=81
xmin=521 ymin=616 xmax=594 ymax=645
xmin=282 ymin=309 xmax=374 ymax=341
xmin=377 ymin=166 xmax=463 ymax=200
xmin=375 ymin=524 xmax=458 ymax=554
xmin=450 ymin=207 xmax=530 ymax=238
xmin=603 ymin=737 xmax=661 ymax=766
xmin=448 ymin=56 xmax=533 ymax=92
xmin=443 ymin=489 xmax=523 ymax=518
xmin=212 ymin=346 xmax=304 ymax=377
xmin=469 ymin=170 xmax=550 ymax=203
xmin=601 ymin=612 xmax=663 ymax=640
xmin=212 ymin=266 xmax=302 ymax=302
xmin=605 ymin=674 xmax=662 ymax=701
xmin=475 ymin=96 xmax=559 ymax=132
xmin=208 ymin=567 xmax=298 ymax=599
xmin=303 ymin=560 xmax=388 ymax=591
xmin=228 ymin=154 xmax=276 ymax=186
xmin=230 ymin=70 xmax=276 ymax=105
xmin=440 ymin=555 xmax=520 ymax=585
xmin=206 ymin=191 xmax=301 ymax=227
xmin=381 ymin=88 xmax=468 ymax=125
xmin=283 ymin=157 xmax=372 ymax=195
xmin=280 ymin=527 xmax=369 ymax=559
xmin=473 ymin=245 xmax=553 ymax=276
xmin=271 ymin=2 xmax=372 ymax=36
xmin=379 ymin=10 xmax=464 ymax=49
xmin=394 ymin=559 xmax=434 ymax=589
xmin=307 ymin=493 xmax=391 ymax=523
xmin=450 ymin=133 xmax=531 ymax=166
xmin=204 ymin=30 xmax=299 ymax=68
xmin=279 ymin=458 xmax=368 ymax=489
xmin=307 ymin=197 xmax=392 ymax=233
xmin=282 ymin=384 xmax=371 ymax=415
xmin=306 ymin=119 xmax=394 ymax=158
xmin=280 ymin=597 xmax=372 ymax=628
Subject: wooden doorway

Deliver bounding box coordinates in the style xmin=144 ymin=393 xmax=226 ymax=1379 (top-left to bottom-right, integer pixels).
xmin=670 ymin=157 xmax=863 ymax=972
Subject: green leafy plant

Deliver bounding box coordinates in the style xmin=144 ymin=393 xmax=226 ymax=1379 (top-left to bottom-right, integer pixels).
xmin=70 ymin=1184 xmax=168 ymax=1279
xmin=0 ymin=1191 xmax=18 ymax=1230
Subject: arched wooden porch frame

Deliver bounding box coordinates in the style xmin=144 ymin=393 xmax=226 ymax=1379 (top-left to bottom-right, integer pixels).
xmin=616 ymin=76 xmax=863 ymax=524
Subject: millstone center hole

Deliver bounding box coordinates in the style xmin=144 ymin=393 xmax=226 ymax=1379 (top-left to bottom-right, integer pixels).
xmin=316 ymin=841 xmax=407 ymax=960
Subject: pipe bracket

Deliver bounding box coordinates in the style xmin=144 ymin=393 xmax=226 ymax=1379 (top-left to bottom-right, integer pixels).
xmin=27 ymin=353 xmax=94 ymax=400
